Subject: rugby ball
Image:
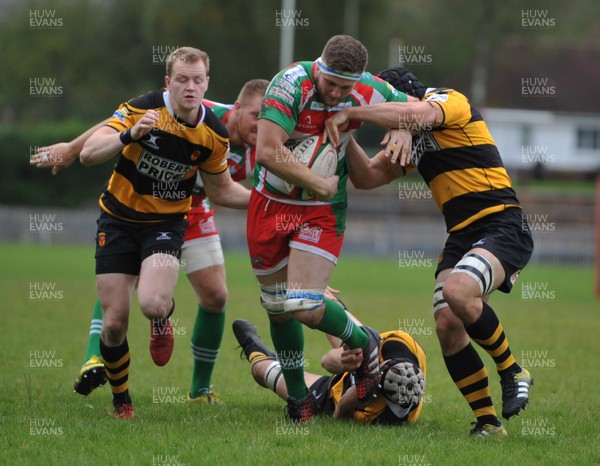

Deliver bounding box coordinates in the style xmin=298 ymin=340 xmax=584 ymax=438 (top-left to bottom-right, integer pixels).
xmin=285 ymin=135 xmax=338 ymax=200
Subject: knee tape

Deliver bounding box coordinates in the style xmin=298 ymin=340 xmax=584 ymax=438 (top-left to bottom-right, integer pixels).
xmin=260 ymin=284 xmax=286 ymax=314
xmin=283 ymin=289 xmax=325 ymax=312
xmin=450 ymin=252 xmax=494 ymax=295
xmin=432 ymin=281 xmax=447 ymax=313
xmin=264 ymin=361 xmax=283 ymax=393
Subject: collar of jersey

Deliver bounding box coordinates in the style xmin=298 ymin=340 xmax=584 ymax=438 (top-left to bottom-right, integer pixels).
xmin=163 ymin=90 xmax=206 ymax=128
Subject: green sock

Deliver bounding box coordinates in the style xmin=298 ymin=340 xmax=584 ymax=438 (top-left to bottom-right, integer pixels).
xmin=190 ymin=306 xmax=225 ymax=397
xmin=84 ymin=299 xmax=103 ymax=363
xmin=316 ymin=298 xmax=368 ymax=350
xmin=270 ymin=319 xmax=306 ymax=401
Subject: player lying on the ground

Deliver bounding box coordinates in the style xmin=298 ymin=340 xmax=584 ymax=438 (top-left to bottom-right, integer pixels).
xmin=232 ymin=300 xmax=426 ymax=425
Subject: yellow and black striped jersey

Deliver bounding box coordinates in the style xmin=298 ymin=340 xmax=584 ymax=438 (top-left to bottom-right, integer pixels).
xmin=101 ymin=89 xmax=229 ymax=222
xmin=329 ymin=330 xmax=427 ymax=425
xmin=410 ymin=88 xmax=520 ymax=232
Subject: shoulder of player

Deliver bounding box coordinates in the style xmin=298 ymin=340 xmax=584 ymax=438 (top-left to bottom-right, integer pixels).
xmin=202 ymin=105 xmax=229 ymax=139
xmin=202 ymin=99 xmax=233 ymax=120
xmin=272 ymin=61 xmax=313 ymax=88
xmin=354 ymin=72 xmax=407 ymax=102
xmin=380 ymin=329 xmax=410 ymax=341
xmin=379 ymin=330 xmax=418 ymax=351
xmin=424 ymin=88 xmax=465 ymax=104
xmin=126 ymin=88 xmax=166 ymax=111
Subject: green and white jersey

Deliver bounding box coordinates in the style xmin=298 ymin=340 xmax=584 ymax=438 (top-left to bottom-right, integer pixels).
xmin=255 ymin=60 xmax=407 ymax=207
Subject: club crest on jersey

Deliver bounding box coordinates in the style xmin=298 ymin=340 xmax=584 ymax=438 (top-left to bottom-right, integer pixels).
xmin=137 ymin=150 xmax=191 ymax=182
xmin=97 ymin=232 xmax=106 ymax=247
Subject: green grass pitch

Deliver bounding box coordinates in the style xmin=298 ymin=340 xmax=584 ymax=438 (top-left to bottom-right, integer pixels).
xmin=1 ymin=243 xmax=599 ymax=465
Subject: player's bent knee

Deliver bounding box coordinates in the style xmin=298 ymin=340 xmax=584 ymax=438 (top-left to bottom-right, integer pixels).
xmin=440 ymin=280 xmax=463 ymax=307
xmin=139 ymin=295 xmax=172 ymax=320
xmin=201 ymin=288 xmax=228 ymax=311
xmin=448 ymin=252 xmax=494 ymax=297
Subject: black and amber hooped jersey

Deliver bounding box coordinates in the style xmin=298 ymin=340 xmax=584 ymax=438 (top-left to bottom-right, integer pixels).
xmin=329 ymin=330 xmax=427 ymax=425
xmin=410 ymin=88 xmax=520 ymax=232
xmin=101 ymin=89 xmax=229 ymax=222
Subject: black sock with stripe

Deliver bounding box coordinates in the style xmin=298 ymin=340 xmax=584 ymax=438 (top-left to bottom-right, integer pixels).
xmin=444 ymin=343 xmax=499 ymax=426
xmin=465 ymin=302 xmax=520 ymax=376
xmin=100 ymin=338 xmax=132 ymax=407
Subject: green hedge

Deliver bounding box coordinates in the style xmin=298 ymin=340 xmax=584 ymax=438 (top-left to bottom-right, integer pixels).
xmin=1 ymin=122 xmax=114 ymax=207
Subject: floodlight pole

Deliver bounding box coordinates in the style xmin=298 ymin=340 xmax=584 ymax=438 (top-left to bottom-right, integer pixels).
xmin=279 ymin=0 xmax=296 ymax=70
xmin=595 ymin=174 xmax=600 ymax=296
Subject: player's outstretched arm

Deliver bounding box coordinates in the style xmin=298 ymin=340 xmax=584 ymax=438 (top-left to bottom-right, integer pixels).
xmin=30 ymin=119 xmax=110 ymax=175
xmin=331 ymin=101 xmax=438 ymax=131
xmin=201 ymin=169 xmax=250 ymax=209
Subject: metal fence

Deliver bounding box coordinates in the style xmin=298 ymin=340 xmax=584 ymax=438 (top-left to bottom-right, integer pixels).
xmin=1 ymin=203 xmax=594 ymax=265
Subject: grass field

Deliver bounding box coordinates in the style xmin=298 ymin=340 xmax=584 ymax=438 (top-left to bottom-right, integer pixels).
xmin=1 ymin=243 xmax=599 ymax=466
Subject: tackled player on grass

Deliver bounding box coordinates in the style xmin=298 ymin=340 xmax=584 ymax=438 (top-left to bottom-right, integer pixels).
xmin=232 ymin=292 xmax=427 ymax=425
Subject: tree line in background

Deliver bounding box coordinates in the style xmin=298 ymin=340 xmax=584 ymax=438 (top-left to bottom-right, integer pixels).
xmin=1 ymin=0 xmax=595 ymax=206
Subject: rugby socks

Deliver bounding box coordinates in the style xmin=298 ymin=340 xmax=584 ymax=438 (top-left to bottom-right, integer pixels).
xmin=100 ymin=338 xmax=132 ymax=407
xmin=270 ymin=318 xmax=306 ymax=401
xmin=190 ymin=306 xmax=225 ymax=398
xmin=465 ymin=302 xmax=520 ymax=376
xmin=84 ymin=299 xmax=103 ymax=363
xmin=444 ymin=343 xmax=499 ymax=425
xmin=316 ymin=298 xmax=369 ymax=350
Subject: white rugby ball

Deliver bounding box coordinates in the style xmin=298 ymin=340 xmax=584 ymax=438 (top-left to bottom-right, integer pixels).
xmin=285 ymin=135 xmax=338 ymax=200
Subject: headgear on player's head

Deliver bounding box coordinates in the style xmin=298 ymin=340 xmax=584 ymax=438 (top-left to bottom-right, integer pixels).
xmin=378 ymin=67 xmax=427 ymax=100
xmin=379 ymin=358 xmax=426 ymax=419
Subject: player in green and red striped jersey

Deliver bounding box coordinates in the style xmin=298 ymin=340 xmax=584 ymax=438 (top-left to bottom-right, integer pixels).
xmin=181 ymin=80 xmax=267 ymax=404
xmin=246 ymin=35 xmax=412 ymax=423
